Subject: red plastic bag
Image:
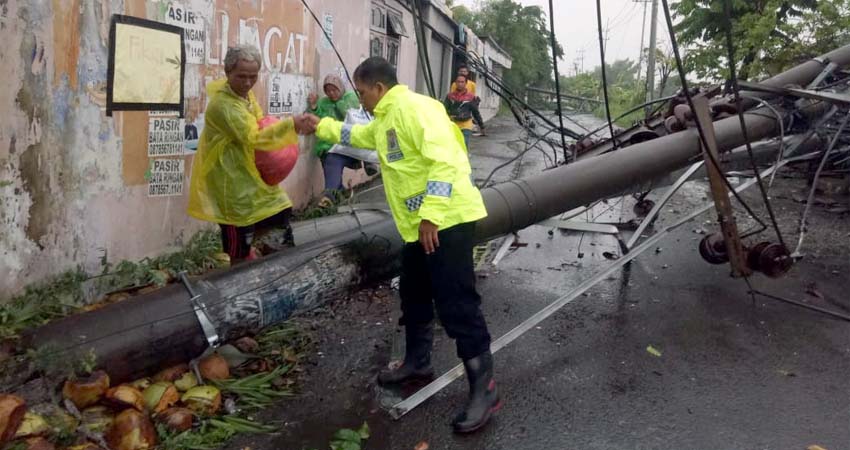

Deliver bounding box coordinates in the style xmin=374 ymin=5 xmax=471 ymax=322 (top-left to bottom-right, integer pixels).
xmin=255 ymin=116 xmax=298 ymax=185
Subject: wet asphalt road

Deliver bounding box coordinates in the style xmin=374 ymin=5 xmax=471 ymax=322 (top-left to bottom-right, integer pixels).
xmin=225 ymin=115 xmax=850 ymax=450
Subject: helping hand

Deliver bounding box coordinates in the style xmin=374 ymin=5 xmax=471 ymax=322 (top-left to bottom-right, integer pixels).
xmin=293 ymin=113 xmax=320 ymax=135
xmin=307 ymin=92 xmax=318 ymax=110
xmin=418 ymin=220 xmax=440 ymax=255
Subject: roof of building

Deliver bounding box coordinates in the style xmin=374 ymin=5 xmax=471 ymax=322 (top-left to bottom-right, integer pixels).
xmin=479 ymin=35 xmax=510 ymax=59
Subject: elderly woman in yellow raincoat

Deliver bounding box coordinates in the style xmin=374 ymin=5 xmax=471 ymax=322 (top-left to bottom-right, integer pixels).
xmin=188 ymin=45 xmax=318 ymax=264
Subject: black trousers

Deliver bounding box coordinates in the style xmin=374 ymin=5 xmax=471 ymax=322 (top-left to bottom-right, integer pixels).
xmin=399 ymin=221 xmax=491 ymax=361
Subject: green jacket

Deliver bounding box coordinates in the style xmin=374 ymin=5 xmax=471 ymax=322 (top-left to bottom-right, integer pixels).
xmin=316 ymin=85 xmax=487 ymax=243
xmin=309 ymin=90 xmax=360 ymax=157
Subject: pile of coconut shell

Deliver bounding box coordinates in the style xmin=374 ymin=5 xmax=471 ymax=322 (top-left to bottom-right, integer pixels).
xmin=0 ymin=350 xmax=263 ymax=450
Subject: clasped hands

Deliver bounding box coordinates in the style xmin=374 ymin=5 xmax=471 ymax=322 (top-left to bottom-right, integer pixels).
xmin=293 ymin=113 xmax=321 ymax=135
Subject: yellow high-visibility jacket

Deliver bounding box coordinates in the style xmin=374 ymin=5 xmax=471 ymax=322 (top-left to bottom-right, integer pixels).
xmin=187 ymin=79 xmax=295 ymax=226
xmin=316 ymin=84 xmax=487 ymax=243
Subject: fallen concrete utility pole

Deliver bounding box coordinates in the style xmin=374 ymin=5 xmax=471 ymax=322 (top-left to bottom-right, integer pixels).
xmin=578 ymin=43 xmax=850 ymax=160
xmin=21 ymin=43 xmax=850 ymax=385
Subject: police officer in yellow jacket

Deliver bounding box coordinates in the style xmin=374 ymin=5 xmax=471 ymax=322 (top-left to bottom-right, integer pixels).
xmin=312 ymin=57 xmax=501 ymax=433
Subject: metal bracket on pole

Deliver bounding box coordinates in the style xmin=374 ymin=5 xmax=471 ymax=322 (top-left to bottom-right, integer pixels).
xmin=692 ymin=96 xmax=752 ymax=278
xmin=626 ymin=161 xmax=704 ymax=249
xmin=807 ymin=62 xmax=839 ymax=89
xmin=179 ymin=271 xmax=220 ymax=349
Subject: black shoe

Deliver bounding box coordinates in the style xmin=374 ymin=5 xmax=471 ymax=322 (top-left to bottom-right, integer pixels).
xmin=363 ymin=162 xmax=380 ymax=177
xmin=452 ymin=351 xmax=502 ymax=434
xmin=378 ymin=323 xmax=434 ymax=385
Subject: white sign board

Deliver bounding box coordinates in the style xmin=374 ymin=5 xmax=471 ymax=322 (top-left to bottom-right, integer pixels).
xmin=268 ymin=72 xmax=293 ymax=115
xmin=268 ymin=73 xmax=312 ymax=116
xmin=165 ymin=2 xmax=206 ymax=64
xmin=148 ymin=159 xmax=185 ymax=197
xmin=148 ymin=116 xmax=185 ymax=157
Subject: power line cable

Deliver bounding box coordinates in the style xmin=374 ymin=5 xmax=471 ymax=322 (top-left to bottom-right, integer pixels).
xmin=409 ymin=10 xmax=585 ymax=140
xmin=595 ymin=0 xmax=619 ymax=150
xmin=658 ymin=0 xmax=769 ymax=233
xmin=411 ymin=0 xmax=437 ymax=97
xmin=301 ymin=0 xmax=357 ymax=99
xmin=548 ymin=0 xmax=570 ymax=162
xmin=721 ymin=0 xmax=786 ymax=248
xmin=794 ymin=111 xmax=850 ymax=256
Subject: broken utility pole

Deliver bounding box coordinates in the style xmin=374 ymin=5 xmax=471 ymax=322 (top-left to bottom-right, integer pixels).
xmin=21 ymin=43 xmax=850 ymax=387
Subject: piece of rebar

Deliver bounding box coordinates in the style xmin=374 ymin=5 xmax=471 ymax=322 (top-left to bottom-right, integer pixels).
xmin=750 ymin=290 xmax=850 ymax=322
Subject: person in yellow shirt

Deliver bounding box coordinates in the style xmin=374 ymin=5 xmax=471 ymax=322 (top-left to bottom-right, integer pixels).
xmin=444 ymin=75 xmax=485 ymax=148
xmin=310 ymin=57 xmax=501 ymax=434
xmin=187 ymin=45 xmax=317 ymax=264
xmin=450 ymin=64 xmax=477 ymax=94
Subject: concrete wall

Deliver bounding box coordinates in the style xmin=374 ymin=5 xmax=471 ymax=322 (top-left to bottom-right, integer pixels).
xmin=0 ymin=0 xmax=419 ymax=299
xmin=480 ymin=38 xmax=511 ymax=121
xmin=414 ymin=0 xmax=454 ymax=98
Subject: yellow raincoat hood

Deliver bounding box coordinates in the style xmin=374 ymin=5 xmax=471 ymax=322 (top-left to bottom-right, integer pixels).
xmin=187 ymin=79 xmax=297 ymax=226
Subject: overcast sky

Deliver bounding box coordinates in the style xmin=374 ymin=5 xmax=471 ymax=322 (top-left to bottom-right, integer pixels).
xmin=455 ymin=0 xmax=672 ymax=75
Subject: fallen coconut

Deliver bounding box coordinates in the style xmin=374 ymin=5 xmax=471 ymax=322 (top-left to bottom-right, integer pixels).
xmin=0 ymin=394 xmax=26 ymax=445
xmin=105 ymin=409 xmax=157 ymax=450
xmin=142 ymin=382 xmax=179 ymax=414
xmin=104 ymin=386 xmax=145 ymax=412
xmin=180 ymin=386 xmax=222 ymax=415
xmin=244 ymin=358 xmax=270 ymax=374
xmin=152 ymin=363 xmax=189 ymax=383
xmin=232 ymin=336 xmax=259 ymax=354
xmin=125 ymin=378 xmax=151 ymax=391
xmin=154 ymin=407 xmax=194 ymax=432
xmin=62 ymin=371 xmax=110 ymax=409
xmin=198 ymin=353 xmax=230 ymax=381
xmin=29 ymin=403 xmax=78 ymax=437
xmin=79 ymin=406 xmax=115 ymax=434
xmin=14 ymin=412 xmax=49 ymax=438
xmin=173 ymin=372 xmax=198 ymax=392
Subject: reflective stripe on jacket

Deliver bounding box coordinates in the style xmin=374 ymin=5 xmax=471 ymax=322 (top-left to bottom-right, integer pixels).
xmin=316 ymin=84 xmax=487 ymax=242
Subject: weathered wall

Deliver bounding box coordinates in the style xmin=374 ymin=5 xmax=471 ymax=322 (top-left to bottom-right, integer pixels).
xmin=413 ymin=1 xmax=454 ymax=98
xmin=0 ymin=0 xmax=418 ymax=299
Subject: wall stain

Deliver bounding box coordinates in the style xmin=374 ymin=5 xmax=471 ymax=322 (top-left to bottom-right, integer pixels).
xmin=19 ymin=142 xmax=50 ymax=249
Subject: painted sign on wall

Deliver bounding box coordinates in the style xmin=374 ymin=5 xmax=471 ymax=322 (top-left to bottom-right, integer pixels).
xmin=268 ymin=72 xmax=293 ymax=115
xmin=165 ymin=2 xmax=206 ymax=64
xmin=148 ymin=116 xmax=185 ymax=156
xmin=206 ymin=0 xmax=314 ymax=75
xmin=147 ymin=158 xmax=185 ymax=197
xmin=267 ymin=72 xmax=312 ymax=117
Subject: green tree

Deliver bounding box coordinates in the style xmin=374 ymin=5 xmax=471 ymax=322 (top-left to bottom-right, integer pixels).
xmin=642 ymin=44 xmax=677 ymax=98
xmin=451 ymin=5 xmax=478 ymax=29
xmin=672 ymin=0 xmax=849 ymax=81
xmin=559 ymin=59 xmax=648 ymax=127
xmin=451 ymin=0 xmax=563 ymax=104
